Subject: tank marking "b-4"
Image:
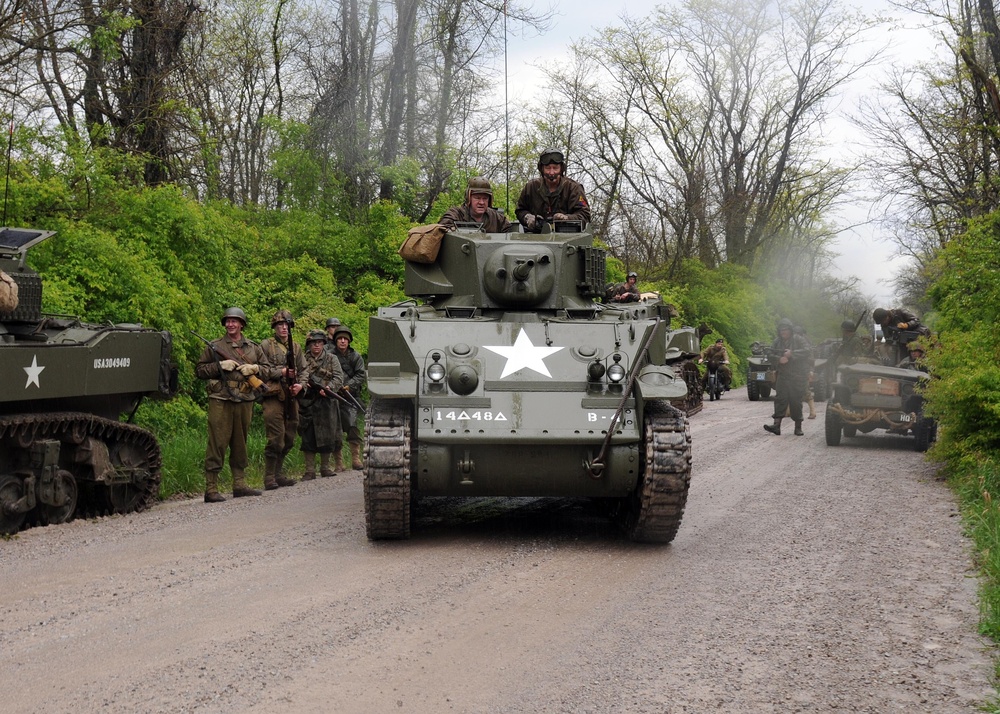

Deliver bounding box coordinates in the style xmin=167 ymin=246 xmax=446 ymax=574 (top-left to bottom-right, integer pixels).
xmin=93 ymin=357 xmax=132 ymax=369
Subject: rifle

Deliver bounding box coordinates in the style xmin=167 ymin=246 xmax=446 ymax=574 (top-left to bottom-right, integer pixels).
xmin=191 ymin=330 xmax=267 ymax=400
xmin=282 ymin=322 xmax=297 ymax=422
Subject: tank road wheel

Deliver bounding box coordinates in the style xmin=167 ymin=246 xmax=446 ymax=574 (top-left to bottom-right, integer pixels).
xmin=825 ymin=403 xmax=842 ymax=446
xmin=747 ymin=377 xmax=760 ymax=401
xmin=614 ymin=402 xmax=692 ymax=544
xmin=105 ymin=439 xmax=160 ymax=514
xmin=37 ymin=470 xmax=78 ymax=526
xmin=364 ymin=398 xmax=413 ymax=540
xmin=0 ymin=474 xmax=28 ymax=535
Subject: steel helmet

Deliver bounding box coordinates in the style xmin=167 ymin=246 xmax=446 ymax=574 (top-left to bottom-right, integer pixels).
xmin=777 ymin=317 xmax=794 ymax=331
xmin=333 ymin=325 xmax=353 ymax=343
xmin=537 ymin=149 xmax=566 ymax=173
xmin=306 ymin=329 xmax=327 ymax=344
xmin=466 ymin=176 xmax=493 ymax=203
xmin=325 ymin=317 xmax=341 ymax=329
xmin=221 ymin=307 xmax=247 ymax=326
xmin=271 ymin=309 xmax=294 ymax=328
xmin=840 ymin=319 xmax=856 ymax=331
xmin=907 ymin=341 xmax=925 ymax=353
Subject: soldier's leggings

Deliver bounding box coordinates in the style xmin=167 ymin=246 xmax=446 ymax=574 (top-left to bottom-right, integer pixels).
xmin=262 ymin=397 xmax=299 ymax=459
xmin=205 ymin=398 xmax=254 ymax=474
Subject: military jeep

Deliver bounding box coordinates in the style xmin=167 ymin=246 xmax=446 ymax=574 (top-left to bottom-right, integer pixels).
xmin=824 ymin=328 xmax=935 ymax=451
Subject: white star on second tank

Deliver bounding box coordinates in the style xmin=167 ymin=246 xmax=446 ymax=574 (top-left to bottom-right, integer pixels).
xmin=484 ymin=328 xmax=564 ymax=379
xmin=24 ymin=355 xmax=45 ymax=388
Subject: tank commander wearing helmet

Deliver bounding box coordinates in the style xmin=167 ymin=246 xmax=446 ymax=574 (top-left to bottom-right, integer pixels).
xmin=195 ymin=307 xmax=267 ymax=502
xmin=515 ymin=149 xmax=591 ymax=232
xmin=329 ymin=324 xmax=367 ymax=471
xmin=606 ymin=271 xmax=640 ymax=303
xmin=259 ymin=310 xmax=310 ymax=490
xmin=440 ymin=177 xmax=513 ymax=232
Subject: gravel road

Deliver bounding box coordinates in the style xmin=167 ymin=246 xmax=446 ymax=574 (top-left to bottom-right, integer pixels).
xmin=1 ymin=393 xmax=994 ymax=713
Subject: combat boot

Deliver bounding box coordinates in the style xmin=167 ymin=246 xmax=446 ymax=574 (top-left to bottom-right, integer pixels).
xmin=763 ymin=418 xmax=782 ymax=435
xmin=794 ymin=421 xmax=804 ymax=436
xmin=334 ymin=446 xmax=344 ymax=472
xmin=263 ymin=456 xmax=279 ymax=490
xmin=350 ymin=442 xmax=363 ymax=470
xmin=232 ymin=470 xmax=262 ymax=497
xmin=204 ymin=472 xmax=226 ymax=503
xmin=302 ymin=452 xmax=317 ymax=480
xmin=274 ymin=454 xmax=296 ymax=487
xmin=320 ymin=452 xmax=334 ymax=478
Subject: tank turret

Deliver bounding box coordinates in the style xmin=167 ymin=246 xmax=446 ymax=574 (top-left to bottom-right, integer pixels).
xmin=366 ymin=223 xmax=692 ymax=542
xmin=0 ymin=228 xmax=178 ymax=533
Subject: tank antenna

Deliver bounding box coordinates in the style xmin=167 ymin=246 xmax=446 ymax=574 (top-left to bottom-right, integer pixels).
xmin=3 ymin=13 xmax=25 ymax=227
xmin=503 ymin=0 xmax=510 ymax=216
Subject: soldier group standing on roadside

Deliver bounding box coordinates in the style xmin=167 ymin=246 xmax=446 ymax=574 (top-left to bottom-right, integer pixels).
xmin=195 ymin=308 xmax=366 ymax=503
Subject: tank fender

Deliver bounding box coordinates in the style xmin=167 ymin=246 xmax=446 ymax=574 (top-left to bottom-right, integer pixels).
xmin=634 ymin=364 xmax=688 ymax=401
xmin=367 ymin=361 xmax=418 ymax=398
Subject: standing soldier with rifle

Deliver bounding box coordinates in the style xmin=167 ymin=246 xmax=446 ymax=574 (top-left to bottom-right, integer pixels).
xmin=259 ymin=310 xmax=309 ymax=489
xmin=329 ymin=324 xmax=367 ymax=471
xmin=195 ymin=307 xmax=267 ymax=502
xmin=763 ymin=318 xmax=813 ymax=436
xmin=299 ymin=330 xmax=345 ymax=479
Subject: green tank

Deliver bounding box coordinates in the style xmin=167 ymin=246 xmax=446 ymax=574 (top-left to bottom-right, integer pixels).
xmin=0 ymin=228 xmax=178 ymax=534
xmin=365 ymin=222 xmax=692 ymax=542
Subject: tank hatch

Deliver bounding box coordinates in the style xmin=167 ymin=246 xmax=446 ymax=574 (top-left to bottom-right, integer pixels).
xmin=0 ymin=227 xmax=55 ymax=322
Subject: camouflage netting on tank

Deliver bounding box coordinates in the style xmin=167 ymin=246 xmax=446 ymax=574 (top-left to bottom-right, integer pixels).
xmin=0 ymin=270 xmax=17 ymax=312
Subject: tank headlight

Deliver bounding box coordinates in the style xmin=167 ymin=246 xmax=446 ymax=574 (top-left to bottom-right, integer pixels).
xmin=427 ymin=362 xmax=446 ymax=382
xmin=607 ymin=363 xmax=626 ymax=383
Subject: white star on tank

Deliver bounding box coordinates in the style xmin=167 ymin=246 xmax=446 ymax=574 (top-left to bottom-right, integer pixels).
xmin=484 ymin=328 xmax=564 ymax=379
xmin=23 ymin=355 xmax=45 ymax=388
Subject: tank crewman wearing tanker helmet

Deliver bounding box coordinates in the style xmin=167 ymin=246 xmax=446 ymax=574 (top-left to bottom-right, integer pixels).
xmin=515 ymin=149 xmax=591 ymax=232
xmin=195 ymin=307 xmax=266 ymax=502
xmin=299 ymin=330 xmax=345 ymax=479
xmin=763 ymin=317 xmax=813 ymax=437
xmin=440 ymin=177 xmax=513 ymax=233
xmin=607 ymin=271 xmax=640 ymax=303
xmin=331 ymin=325 xmax=367 ymax=471
xmin=258 ymin=310 xmax=309 ymax=490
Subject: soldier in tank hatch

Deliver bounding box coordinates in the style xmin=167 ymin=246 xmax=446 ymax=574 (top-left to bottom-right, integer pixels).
xmin=515 ymin=149 xmax=591 ymax=232
xmin=440 ymin=177 xmax=513 ymax=233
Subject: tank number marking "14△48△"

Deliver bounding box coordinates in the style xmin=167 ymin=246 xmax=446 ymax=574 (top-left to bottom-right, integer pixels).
xmin=434 ymin=410 xmax=508 ymax=422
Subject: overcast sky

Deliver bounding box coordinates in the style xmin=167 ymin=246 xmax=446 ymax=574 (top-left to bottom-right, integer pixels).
xmin=500 ymin=0 xmax=943 ymax=305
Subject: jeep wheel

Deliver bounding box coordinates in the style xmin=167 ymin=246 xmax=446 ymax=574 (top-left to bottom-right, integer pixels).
xmin=825 ymin=403 xmax=842 ymax=446
xmin=747 ymin=378 xmax=760 ymax=401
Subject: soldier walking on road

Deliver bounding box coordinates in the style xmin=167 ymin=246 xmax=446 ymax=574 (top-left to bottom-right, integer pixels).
xmin=329 ymin=325 xmax=367 ymax=471
xmin=764 ymin=318 xmax=812 ymax=437
xmin=299 ymin=330 xmax=345 ymax=479
xmin=259 ymin=310 xmax=309 ymax=490
xmin=195 ymin=307 xmax=266 ymax=502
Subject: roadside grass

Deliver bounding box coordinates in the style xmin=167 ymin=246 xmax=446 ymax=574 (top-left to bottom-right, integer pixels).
xmin=158 ymin=418 xmax=305 ymax=498
xmin=945 ymin=453 xmax=1000 ymax=707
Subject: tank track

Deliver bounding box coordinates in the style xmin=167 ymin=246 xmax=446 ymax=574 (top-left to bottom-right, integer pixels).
xmin=671 ymin=360 xmax=704 ymax=416
xmin=0 ymin=412 xmax=161 ymax=528
xmin=363 ymin=398 xmax=412 ymax=539
xmin=616 ymin=401 xmax=692 ymax=543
